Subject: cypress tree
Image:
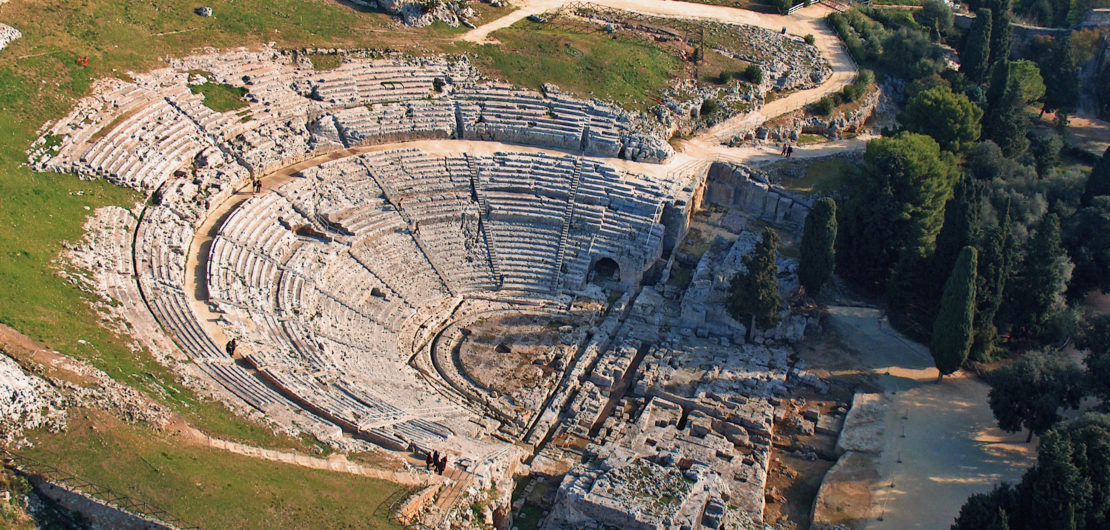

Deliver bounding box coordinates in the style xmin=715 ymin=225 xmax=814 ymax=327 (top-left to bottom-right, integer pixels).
xmin=798 ymin=197 xmax=837 ymax=296
xmin=960 ymin=9 xmax=993 ymax=83
xmin=728 ymin=228 xmax=783 ymax=340
xmin=1005 ymin=214 xmax=1071 ymax=339
xmin=933 ymin=177 xmax=980 ymax=283
xmin=970 ymin=203 xmax=1012 ymax=361
xmin=988 ymin=0 xmax=1013 ymax=66
xmin=983 ymin=61 xmax=1029 ymax=157
xmin=1041 ymin=34 xmax=1080 ymax=116
xmin=931 ymin=246 xmax=978 ymax=381
xmin=1081 ymin=147 xmax=1110 ymax=206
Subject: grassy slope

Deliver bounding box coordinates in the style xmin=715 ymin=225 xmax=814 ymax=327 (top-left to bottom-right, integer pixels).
xmin=20 ymin=409 xmax=408 ymax=529
xmin=462 ymin=20 xmax=683 ymax=111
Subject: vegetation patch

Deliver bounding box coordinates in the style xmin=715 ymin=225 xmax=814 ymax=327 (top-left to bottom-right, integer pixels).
xmin=309 ymin=53 xmax=344 ymax=71
xmin=17 ymin=409 xmax=408 ymax=529
xmin=189 ymin=82 xmax=249 ymax=112
xmin=780 ymin=158 xmax=853 ymax=195
xmin=466 ymin=21 xmax=682 ymax=110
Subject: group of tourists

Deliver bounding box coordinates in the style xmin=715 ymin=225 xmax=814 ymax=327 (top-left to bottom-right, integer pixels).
xmin=780 ymin=143 xmax=795 ymax=158
xmin=425 ymin=450 xmax=449 ymax=475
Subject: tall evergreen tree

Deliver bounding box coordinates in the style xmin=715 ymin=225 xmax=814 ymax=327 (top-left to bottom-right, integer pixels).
xmin=798 ymin=197 xmax=837 ymax=296
xmin=953 ymin=483 xmax=1017 ymax=530
xmin=1081 ymin=147 xmax=1110 ymax=207
xmin=1003 ymin=214 xmax=1072 ymax=340
xmin=894 ymin=177 xmax=979 ymax=331
xmin=933 ymin=177 xmax=981 ymax=282
xmin=728 ymin=228 xmax=783 ymax=340
xmin=1041 ymin=34 xmax=1080 ymax=116
xmin=837 ymin=133 xmax=958 ymax=288
xmin=988 ymin=0 xmax=1013 ymax=66
xmin=971 ymin=204 xmax=1012 ymax=361
xmin=960 ymin=9 xmax=993 ymax=83
xmin=1065 ymin=196 xmax=1110 ymax=296
xmin=983 ymin=61 xmax=1030 ymax=157
xmin=931 ymin=246 xmax=978 ymax=381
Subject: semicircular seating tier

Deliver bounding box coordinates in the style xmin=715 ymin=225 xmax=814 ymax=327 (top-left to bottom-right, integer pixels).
xmin=196 ymin=149 xmax=673 ymax=448
xmin=32 ymin=49 xmax=690 ymax=452
xmin=30 ymin=50 xmax=674 ymax=192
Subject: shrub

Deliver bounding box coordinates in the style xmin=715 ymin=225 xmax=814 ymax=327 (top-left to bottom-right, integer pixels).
xmin=743 ymin=64 xmax=764 ymax=84
xmin=815 ymin=96 xmax=835 ymax=116
xmin=700 ymin=98 xmax=721 ymax=116
xmin=804 ymin=34 xmax=816 ymax=45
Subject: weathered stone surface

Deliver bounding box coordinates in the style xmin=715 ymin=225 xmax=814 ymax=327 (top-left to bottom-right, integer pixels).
xmin=810 ymin=450 xmax=879 ymax=530
xmin=835 ymin=393 xmax=888 ymax=456
xmin=0 ymin=354 xmax=67 ymax=444
xmin=0 ymin=23 xmax=20 ymax=54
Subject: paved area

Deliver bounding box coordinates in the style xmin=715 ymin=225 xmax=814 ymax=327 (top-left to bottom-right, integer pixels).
xmin=826 ymin=306 xmax=1035 ymax=529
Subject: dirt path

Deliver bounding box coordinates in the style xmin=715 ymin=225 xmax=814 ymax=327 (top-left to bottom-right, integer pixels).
xmin=825 ymin=306 xmax=1035 ymax=529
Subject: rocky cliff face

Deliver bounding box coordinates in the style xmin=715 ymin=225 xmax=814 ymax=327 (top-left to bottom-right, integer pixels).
xmin=0 ymin=355 xmax=67 ymax=445
xmin=359 ymin=0 xmax=477 ymax=27
xmin=743 ymin=87 xmax=880 ymax=144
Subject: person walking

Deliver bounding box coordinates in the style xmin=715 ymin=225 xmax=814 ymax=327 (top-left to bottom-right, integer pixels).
xmin=781 ymin=143 xmax=788 ymax=157
xmin=787 ymin=145 xmax=794 ymax=158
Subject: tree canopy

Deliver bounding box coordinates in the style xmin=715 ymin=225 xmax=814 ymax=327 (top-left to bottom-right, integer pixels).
xmin=959 ymin=9 xmax=992 ymax=83
xmin=1001 ymin=214 xmax=1072 ymax=340
xmin=931 ymin=246 xmax=978 ymax=380
xmin=987 ymin=350 xmax=1085 ymax=441
xmin=1081 ymin=147 xmax=1110 ymax=206
xmin=983 ymin=61 xmax=1031 ymax=157
xmin=900 ymin=85 xmax=983 ymax=153
xmin=1040 ymin=34 xmax=1080 ymax=115
xmin=837 ymin=132 xmax=958 ymax=288
xmin=953 ymin=414 xmax=1110 ymax=529
xmin=728 ymin=228 xmax=783 ymax=337
xmin=971 ymin=205 xmax=1012 ymax=361
xmin=798 ymin=198 xmax=838 ymax=296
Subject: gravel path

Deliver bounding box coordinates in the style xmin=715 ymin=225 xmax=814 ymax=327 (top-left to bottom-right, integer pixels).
xmin=826 ymin=306 xmax=1035 ymax=529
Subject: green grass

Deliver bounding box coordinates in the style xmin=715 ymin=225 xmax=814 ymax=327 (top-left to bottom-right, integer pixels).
xmin=17 ymin=409 xmax=408 ymax=529
xmin=309 ymin=54 xmax=344 ymax=71
xmin=780 ymin=158 xmax=854 ymax=194
xmin=797 ymin=133 xmax=830 ymax=146
xmin=190 ymin=82 xmax=249 ymax=112
xmin=464 ymin=21 xmax=682 ymax=110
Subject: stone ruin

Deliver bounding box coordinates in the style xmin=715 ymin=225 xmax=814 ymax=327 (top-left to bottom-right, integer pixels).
xmin=0 ymin=23 xmax=20 ymax=54
xmin=0 ymin=355 xmax=67 ymax=445
xmin=350 ymin=0 xmax=480 ymax=27
xmin=28 ymin=42 xmax=840 ymax=527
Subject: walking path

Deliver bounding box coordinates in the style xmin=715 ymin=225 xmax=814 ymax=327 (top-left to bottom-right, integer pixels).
xmin=825 ymin=306 xmax=1035 ymax=529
